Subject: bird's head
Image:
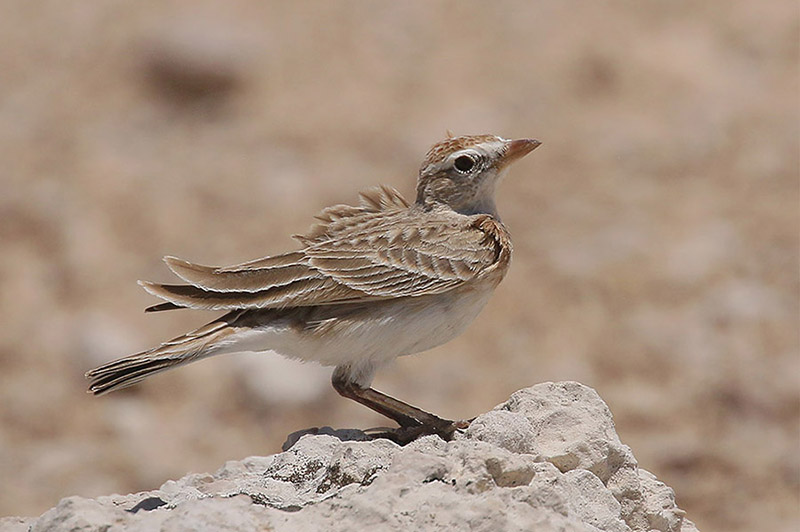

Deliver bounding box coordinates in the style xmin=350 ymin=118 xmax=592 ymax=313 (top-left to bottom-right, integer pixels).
xmin=415 ymin=134 xmax=541 ymax=217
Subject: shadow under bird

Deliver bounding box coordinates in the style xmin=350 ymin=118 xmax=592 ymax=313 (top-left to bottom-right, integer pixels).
xmin=86 ymin=134 xmax=541 ymax=443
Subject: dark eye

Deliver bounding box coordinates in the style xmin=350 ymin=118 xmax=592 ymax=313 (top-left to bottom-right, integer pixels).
xmin=454 ymin=155 xmax=475 ymax=173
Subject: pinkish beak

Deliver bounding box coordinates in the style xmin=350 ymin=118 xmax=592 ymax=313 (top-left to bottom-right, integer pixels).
xmin=502 ymin=139 xmax=541 ymax=166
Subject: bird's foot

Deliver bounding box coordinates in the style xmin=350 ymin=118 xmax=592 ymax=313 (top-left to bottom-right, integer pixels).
xmin=365 ymin=418 xmax=472 ymax=445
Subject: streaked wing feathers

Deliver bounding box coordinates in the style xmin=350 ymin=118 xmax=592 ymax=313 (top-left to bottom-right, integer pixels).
xmin=164 ymin=252 xmax=316 ymax=293
xmin=140 ymin=277 xmax=366 ymax=311
xmin=300 ymin=185 xmax=409 ymax=242
xmin=141 ymin=186 xmax=508 ymax=311
xmin=306 ymin=213 xmax=500 ymax=297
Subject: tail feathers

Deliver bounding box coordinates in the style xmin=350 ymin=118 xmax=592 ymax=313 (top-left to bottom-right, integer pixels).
xmin=86 ymin=315 xmax=240 ymax=395
xmin=86 ymin=354 xmax=189 ymax=395
xmin=145 ymin=301 xmax=184 ymax=312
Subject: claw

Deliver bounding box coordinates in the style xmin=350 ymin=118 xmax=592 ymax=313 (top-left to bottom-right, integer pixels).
xmin=366 ymin=417 xmax=473 ymax=445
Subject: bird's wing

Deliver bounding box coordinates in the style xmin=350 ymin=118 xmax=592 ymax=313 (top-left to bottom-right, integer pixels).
xmin=300 ymin=209 xmax=506 ymax=298
xmin=140 ymin=186 xmax=508 ymax=311
xmin=162 ymin=251 xmax=315 ymax=293
xmin=142 ymin=187 xmax=405 ymax=310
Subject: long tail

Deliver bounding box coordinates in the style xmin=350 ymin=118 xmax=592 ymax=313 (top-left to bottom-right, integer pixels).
xmin=85 ymin=311 xmax=245 ymax=395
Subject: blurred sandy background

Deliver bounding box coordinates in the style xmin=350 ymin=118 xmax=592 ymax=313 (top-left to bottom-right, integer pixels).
xmin=1 ymin=1 xmax=797 ymax=530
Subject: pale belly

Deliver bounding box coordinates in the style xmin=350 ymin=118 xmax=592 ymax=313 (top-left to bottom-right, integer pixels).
xmin=221 ymin=285 xmax=497 ymax=386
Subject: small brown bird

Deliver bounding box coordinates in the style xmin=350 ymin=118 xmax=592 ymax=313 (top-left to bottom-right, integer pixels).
xmin=86 ymin=134 xmax=540 ymax=443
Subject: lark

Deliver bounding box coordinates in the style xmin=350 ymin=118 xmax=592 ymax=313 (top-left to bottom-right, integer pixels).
xmin=86 ymin=134 xmax=540 ymax=443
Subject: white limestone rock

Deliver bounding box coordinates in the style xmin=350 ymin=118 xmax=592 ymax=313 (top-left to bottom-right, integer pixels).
xmin=8 ymin=382 xmax=698 ymax=532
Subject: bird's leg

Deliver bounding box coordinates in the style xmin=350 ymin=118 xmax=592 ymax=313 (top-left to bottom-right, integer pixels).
xmin=331 ymin=371 xmax=469 ymax=444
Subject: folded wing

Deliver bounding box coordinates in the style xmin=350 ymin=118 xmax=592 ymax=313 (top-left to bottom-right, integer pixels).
xmin=141 ymin=186 xmax=506 ymax=311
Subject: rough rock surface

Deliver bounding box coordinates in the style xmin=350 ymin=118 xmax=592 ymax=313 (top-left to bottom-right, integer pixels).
xmin=2 ymin=382 xmax=698 ymax=532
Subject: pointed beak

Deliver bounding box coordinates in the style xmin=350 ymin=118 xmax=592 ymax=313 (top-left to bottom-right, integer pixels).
xmin=501 ymin=138 xmax=541 ymax=167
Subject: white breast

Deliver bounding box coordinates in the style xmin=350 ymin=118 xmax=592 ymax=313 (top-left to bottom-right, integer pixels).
xmin=219 ymin=285 xmax=496 ymax=387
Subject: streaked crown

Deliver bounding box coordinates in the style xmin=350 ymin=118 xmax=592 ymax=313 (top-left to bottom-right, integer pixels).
xmin=415 ymin=134 xmax=541 ymax=217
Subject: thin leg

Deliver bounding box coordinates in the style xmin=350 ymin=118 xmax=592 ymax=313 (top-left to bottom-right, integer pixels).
xmin=331 ymin=370 xmax=469 ymax=443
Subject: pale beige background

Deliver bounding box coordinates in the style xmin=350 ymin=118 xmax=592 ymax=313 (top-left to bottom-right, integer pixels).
xmin=1 ymin=2 xmax=797 ymax=531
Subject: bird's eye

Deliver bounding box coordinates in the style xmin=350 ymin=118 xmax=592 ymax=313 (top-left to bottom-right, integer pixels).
xmin=454 ymin=155 xmax=475 ymax=173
